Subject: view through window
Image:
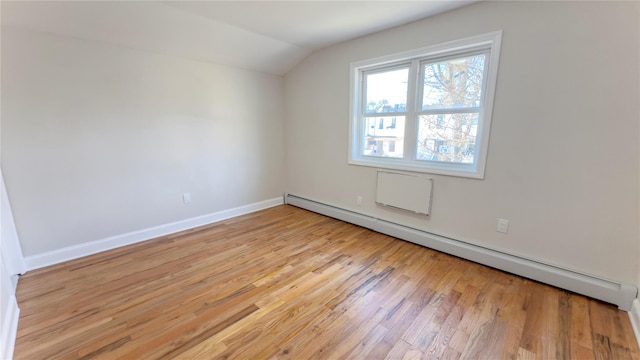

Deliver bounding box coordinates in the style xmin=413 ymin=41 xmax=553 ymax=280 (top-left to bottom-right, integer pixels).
xmin=349 ymin=32 xmax=502 ymax=178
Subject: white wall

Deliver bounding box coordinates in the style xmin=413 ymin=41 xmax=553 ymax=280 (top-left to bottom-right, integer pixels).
xmin=0 ymin=259 xmax=17 ymax=360
xmin=1 ymin=27 xmax=285 ymax=257
xmin=284 ymin=1 xmax=640 ymax=285
xmin=1 ymin=170 xmax=23 ymax=360
xmin=1 ymin=169 xmax=26 ymax=279
xmin=1 ymin=15 xmax=23 ymax=358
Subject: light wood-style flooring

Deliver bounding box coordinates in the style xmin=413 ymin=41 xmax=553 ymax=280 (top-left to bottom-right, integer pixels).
xmin=14 ymin=205 xmax=640 ymax=359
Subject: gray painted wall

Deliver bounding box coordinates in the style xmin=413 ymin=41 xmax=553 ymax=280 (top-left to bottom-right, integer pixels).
xmin=1 ymin=27 xmax=285 ymax=256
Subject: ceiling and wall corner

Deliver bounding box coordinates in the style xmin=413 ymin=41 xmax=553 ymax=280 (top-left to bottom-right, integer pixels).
xmin=161 ymin=1 xmax=478 ymax=51
xmin=0 ymin=1 xmax=477 ymax=75
xmin=0 ymin=1 xmax=310 ymax=75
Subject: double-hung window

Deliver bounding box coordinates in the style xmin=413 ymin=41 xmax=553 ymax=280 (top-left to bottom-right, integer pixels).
xmin=349 ymin=32 xmax=502 ymax=178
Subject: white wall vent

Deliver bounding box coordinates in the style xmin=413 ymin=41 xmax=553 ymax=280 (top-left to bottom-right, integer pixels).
xmin=376 ymin=170 xmax=433 ymax=215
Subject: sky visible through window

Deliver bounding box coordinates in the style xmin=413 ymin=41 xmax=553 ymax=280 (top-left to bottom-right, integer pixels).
xmin=365 ymin=68 xmax=408 ymax=113
xmin=365 ymin=55 xmax=484 ymax=113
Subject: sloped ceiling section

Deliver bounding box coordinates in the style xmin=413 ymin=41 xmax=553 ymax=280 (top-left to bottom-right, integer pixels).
xmin=1 ymin=1 xmax=310 ymax=75
xmin=1 ymin=1 xmax=476 ymax=75
xmin=162 ymin=1 xmax=478 ymax=50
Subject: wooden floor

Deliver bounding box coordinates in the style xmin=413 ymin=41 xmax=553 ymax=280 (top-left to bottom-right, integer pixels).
xmin=14 ymin=205 xmax=639 ymax=359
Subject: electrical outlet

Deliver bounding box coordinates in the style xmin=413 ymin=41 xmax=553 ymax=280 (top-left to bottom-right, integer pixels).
xmin=497 ymin=218 xmax=509 ymax=233
xmin=183 ymin=193 xmax=191 ymax=204
xmin=357 ymin=195 xmax=363 ymax=206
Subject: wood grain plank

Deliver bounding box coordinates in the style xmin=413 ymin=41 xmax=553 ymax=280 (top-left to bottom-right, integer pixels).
xmin=13 ymin=205 xmax=640 ymax=360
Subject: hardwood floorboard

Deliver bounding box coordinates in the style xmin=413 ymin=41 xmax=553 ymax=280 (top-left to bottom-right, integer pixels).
xmin=14 ymin=205 xmax=640 ymax=359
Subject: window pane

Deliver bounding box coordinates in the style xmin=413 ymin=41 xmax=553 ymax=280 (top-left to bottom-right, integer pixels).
xmin=364 ymin=116 xmax=404 ymax=158
xmin=422 ymin=54 xmax=485 ymax=111
xmin=364 ymin=68 xmax=408 ymax=114
xmin=416 ymin=113 xmax=478 ymax=163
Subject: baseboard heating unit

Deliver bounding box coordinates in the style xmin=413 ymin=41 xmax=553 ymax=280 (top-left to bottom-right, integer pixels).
xmin=284 ymin=193 xmax=637 ymax=311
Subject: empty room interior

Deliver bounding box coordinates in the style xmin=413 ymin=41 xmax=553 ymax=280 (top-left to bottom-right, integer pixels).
xmin=1 ymin=1 xmax=639 ymax=359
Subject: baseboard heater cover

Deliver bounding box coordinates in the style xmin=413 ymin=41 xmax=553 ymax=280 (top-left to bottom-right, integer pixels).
xmin=284 ymin=193 xmax=637 ymax=311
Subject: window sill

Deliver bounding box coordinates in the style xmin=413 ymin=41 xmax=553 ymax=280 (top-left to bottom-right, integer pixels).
xmin=348 ymin=158 xmax=485 ymax=179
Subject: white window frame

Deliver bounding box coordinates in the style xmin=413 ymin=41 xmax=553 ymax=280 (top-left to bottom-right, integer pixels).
xmin=348 ymin=31 xmax=502 ymax=179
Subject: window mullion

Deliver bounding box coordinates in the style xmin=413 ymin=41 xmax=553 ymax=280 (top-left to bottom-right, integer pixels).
xmin=403 ymin=60 xmax=420 ymax=161
xmin=363 ymin=111 xmax=407 ymax=117
xmin=418 ymin=107 xmax=481 ymax=116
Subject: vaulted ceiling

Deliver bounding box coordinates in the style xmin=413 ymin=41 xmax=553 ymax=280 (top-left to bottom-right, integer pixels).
xmin=1 ymin=1 xmax=477 ymax=75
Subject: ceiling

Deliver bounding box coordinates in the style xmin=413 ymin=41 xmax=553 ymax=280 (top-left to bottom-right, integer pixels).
xmin=1 ymin=1 xmax=477 ymax=75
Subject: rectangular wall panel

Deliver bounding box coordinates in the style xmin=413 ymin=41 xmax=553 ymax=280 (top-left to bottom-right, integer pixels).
xmin=376 ymin=171 xmax=432 ymax=215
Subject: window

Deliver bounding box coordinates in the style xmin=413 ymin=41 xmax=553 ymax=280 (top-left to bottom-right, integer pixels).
xmin=349 ymin=32 xmax=502 ymax=178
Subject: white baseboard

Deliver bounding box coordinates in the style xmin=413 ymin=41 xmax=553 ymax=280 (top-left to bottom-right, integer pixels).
xmin=24 ymin=197 xmax=283 ymax=271
xmin=629 ymin=299 xmax=640 ymax=349
xmin=285 ymin=193 xmax=637 ymax=311
xmin=1 ymin=295 xmax=20 ymax=360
